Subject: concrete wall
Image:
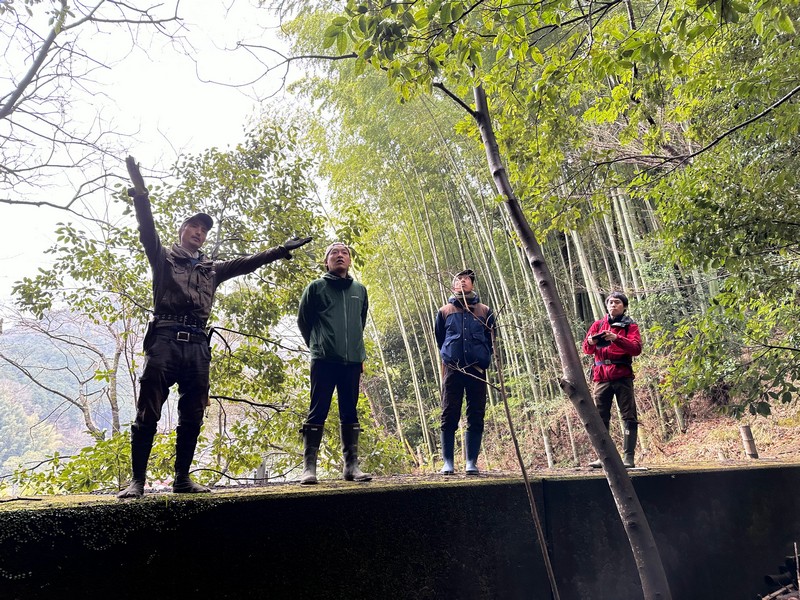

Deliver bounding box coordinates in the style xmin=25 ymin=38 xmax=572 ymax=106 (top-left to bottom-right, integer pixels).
xmin=544 ymin=465 xmax=800 ymax=599
xmin=1 ymin=464 xmax=798 ymax=599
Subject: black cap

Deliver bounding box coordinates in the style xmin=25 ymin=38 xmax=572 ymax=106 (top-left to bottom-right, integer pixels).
xmin=454 ymin=269 xmax=476 ymax=283
xmin=181 ymin=212 xmax=213 ymax=230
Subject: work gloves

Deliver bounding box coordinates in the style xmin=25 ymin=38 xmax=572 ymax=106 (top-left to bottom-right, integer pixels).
xmin=283 ymin=235 xmax=313 ymax=258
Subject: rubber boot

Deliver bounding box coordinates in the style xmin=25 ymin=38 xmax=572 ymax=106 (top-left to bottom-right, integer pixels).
xmin=440 ymin=429 xmax=455 ymax=475
xmin=465 ymin=428 xmax=483 ymax=475
xmin=589 ymin=418 xmax=611 ymax=468
xmin=622 ymin=420 xmax=638 ymax=468
xmin=341 ymin=423 xmax=372 ymax=482
xmin=299 ymin=422 xmax=324 ymax=485
xmin=117 ymin=424 xmax=156 ymax=499
xmin=172 ymin=423 xmax=210 ymax=494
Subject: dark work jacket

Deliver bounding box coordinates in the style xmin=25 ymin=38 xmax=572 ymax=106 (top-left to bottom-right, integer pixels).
xmin=582 ymin=314 xmax=642 ymax=382
xmin=297 ymin=272 xmax=368 ymax=364
xmin=133 ymin=194 xmax=289 ymax=323
xmin=435 ymin=294 xmax=495 ymax=371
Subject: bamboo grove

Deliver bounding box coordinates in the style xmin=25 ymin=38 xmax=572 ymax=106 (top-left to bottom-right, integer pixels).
xmin=277 ymin=0 xmax=800 ymax=470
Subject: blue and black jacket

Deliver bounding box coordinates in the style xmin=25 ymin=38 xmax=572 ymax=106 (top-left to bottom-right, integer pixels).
xmin=434 ymin=295 xmax=495 ymax=370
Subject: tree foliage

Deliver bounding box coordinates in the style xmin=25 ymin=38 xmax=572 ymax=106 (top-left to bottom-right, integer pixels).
xmin=302 ymin=0 xmax=800 ymax=420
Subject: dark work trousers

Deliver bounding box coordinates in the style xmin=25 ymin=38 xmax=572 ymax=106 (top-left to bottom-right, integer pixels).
xmin=440 ymin=365 xmax=487 ymax=434
xmin=135 ymin=328 xmax=211 ymax=429
xmin=592 ymin=377 xmax=637 ymax=426
xmin=307 ymin=359 xmax=362 ymax=425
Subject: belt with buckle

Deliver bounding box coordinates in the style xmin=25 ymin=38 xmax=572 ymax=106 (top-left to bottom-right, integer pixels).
xmin=175 ymin=330 xmax=207 ymax=343
xmin=595 ymin=359 xmax=631 ymax=366
xmin=155 ymin=329 xmax=208 ymax=343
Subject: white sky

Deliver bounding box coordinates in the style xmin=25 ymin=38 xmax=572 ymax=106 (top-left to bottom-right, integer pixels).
xmin=0 ymin=1 xmax=298 ymax=301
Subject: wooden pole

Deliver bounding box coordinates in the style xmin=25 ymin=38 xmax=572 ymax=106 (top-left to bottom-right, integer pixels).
xmin=739 ymin=425 xmax=758 ymax=459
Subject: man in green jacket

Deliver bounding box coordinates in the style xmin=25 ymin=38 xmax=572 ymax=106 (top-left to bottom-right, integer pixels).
xmin=296 ymin=242 xmax=371 ymax=484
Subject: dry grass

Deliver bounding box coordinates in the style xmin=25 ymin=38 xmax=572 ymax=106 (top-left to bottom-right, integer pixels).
xmin=643 ymin=399 xmax=800 ymax=465
xmin=487 ymin=396 xmax=800 ymax=470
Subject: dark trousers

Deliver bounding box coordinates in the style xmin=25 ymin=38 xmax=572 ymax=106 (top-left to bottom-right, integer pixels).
xmin=135 ymin=329 xmax=210 ymax=429
xmin=593 ymin=378 xmax=637 ymax=426
xmin=306 ymin=359 xmax=362 ymax=425
xmin=440 ymin=365 xmax=487 ymax=433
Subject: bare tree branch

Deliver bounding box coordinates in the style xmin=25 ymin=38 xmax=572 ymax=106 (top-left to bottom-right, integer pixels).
xmin=1 ymin=0 xmax=186 ymax=211
xmin=211 ymin=395 xmax=287 ymax=411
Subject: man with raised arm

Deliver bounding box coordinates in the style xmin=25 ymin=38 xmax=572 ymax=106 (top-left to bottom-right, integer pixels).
xmin=117 ymin=157 xmax=312 ymax=499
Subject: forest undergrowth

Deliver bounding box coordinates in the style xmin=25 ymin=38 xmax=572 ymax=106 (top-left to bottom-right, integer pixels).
xmin=465 ymin=396 xmax=800 ymax=475
xmin=640 ymin=398 xmax=800 ymax=466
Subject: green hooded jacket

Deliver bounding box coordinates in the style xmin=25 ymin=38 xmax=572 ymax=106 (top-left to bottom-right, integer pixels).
xmin=297 ymin=272 xmax=368 ymax=364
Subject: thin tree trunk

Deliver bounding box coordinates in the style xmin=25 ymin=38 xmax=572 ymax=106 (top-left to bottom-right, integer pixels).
xmin=612 ymin=189 xmax=646 ymax=298
xmin=366 ymin=313 xmax=411 ymax=454
xmin=472 ymin=84 xmax=672 ymax=600
xmin=652 ymin=384 xmax=668 ymax=438
xmin=571 ymin=230 xmax=605 ymax=317
xmin=385 ymin=259 xmax=435 ymax=457
xmin=565 ymin=411 xmax=580 ymax=466
xmin=603 ymin=208 xmax=630 ymax=290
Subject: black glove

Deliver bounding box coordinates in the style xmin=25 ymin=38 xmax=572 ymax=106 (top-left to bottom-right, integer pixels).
xmin=281 ymin=235 xmax=312 ymax=259
xmin=283 ymin=235 xmax=312 ymax=251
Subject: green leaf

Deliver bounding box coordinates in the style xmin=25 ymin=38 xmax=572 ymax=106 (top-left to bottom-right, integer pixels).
xmin=337 ymin=31 xmax=348 ymax=55
xmin=753 ymin=11 xmax=764 ymax=37
xmin=776 ymin=11 xmax=796 ymax=34
xmin=323 ymin=24 xmax=342 ymax=49
xmin=427 ymin=0 xmax=443 ymax=21
xmin=440 ymin=2 xmax=451 ymax=24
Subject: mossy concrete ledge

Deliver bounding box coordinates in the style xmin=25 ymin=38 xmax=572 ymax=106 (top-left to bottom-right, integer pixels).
xmin=2 ymin=465 xmax=800 ymax=599
xmin=0 ymin=477 xmax=544 ymax=600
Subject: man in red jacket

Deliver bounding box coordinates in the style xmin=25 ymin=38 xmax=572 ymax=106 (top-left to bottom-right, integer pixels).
xmin=582 ymin=291 xmax=642 ymax=468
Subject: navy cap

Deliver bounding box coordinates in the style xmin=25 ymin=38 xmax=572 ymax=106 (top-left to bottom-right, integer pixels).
xmin=181 ymin=213 xmax=213 ymax=230
xmin=454 ymin=269 xmax=476 ymax=283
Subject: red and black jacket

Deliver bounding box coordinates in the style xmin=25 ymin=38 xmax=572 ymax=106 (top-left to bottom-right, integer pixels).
xmin=582 ymin=314 xmax=642 ymax=382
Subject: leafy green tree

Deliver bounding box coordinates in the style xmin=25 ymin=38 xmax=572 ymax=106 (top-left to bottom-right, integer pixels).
xmin=650 ymin=137 xmax=800 ymax=416
xmin=0 ymin=380 xmax=63 ymax=493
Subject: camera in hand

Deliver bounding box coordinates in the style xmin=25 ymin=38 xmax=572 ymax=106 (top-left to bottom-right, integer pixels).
xmin=592 ymin=333 xmax=611 ymax=347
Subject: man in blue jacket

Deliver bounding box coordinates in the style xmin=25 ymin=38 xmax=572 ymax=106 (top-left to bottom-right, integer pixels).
xmin=434 ymin=269 xmax=496 ymax=475
xmin=296 ymin=242 xmax=371 ymax=484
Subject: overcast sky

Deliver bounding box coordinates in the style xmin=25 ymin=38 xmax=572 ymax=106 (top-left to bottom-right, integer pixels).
xmin=0 ymin=1 xmax=296 ymax=301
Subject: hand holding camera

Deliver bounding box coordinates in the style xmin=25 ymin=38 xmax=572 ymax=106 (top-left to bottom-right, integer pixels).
xmin=590 ymin=331 xmax=613 ymax=347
